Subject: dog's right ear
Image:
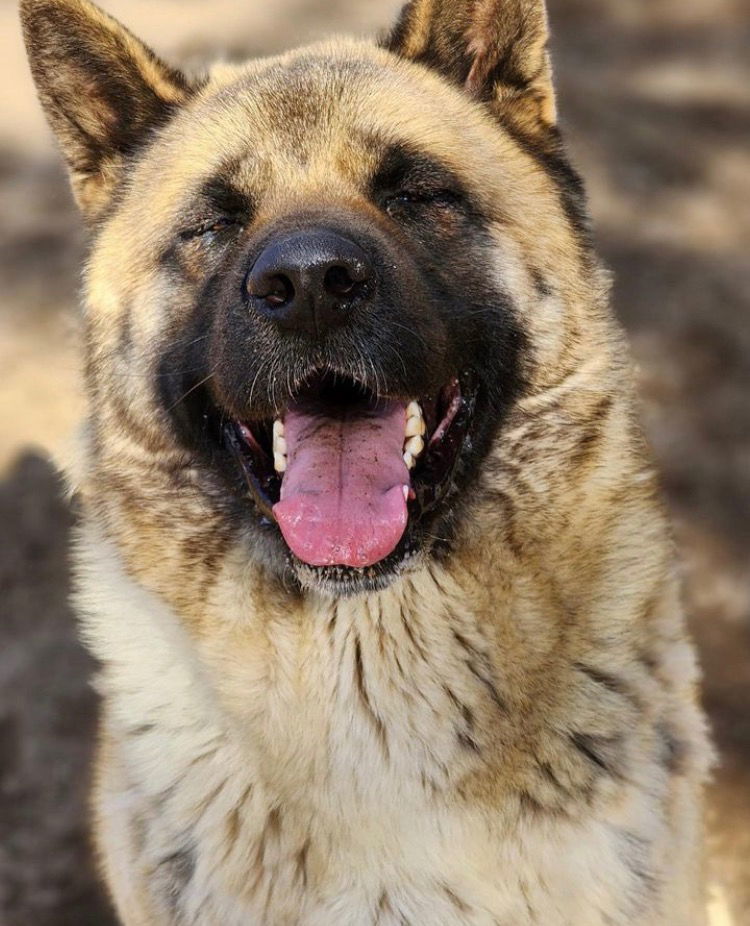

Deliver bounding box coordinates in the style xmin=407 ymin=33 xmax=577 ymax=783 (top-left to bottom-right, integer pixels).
xmin=20 ymin=0 xmax=194 ymax=219
xmin=386 ymin=0 xmax=556 ymax=134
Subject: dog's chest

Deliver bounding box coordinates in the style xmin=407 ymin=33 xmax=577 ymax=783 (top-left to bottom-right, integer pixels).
xmin=141 ymin=771 xmax=648 ymax=926
xmin=119 ymin=600 xmax=657 ymax=926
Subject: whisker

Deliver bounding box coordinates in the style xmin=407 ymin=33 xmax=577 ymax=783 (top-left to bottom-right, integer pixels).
xmin=166 ymin=366 xmax=219 ymax=412
xmin=387 ymin=320 xmax=430 ymax=352
xmin=246 ymin=358 xmax=268 ymax=413
xmin=381 ymin=340 xmax=409 ymax=381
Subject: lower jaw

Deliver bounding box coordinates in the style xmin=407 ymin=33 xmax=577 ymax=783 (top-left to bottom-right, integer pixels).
xmin=292 ymin=545 xmax=421 ymax=596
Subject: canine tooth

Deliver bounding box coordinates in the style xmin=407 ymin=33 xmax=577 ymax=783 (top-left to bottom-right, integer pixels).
xmin=403 ymin=451 xmax=415 ymax=469
xmin=404 ymin=416 xmax=425 ymax=438
xmin=273 ymin=452 xmax=287 ymax=473
xmin=406 ymin=400 xmax=421 ymax=419
xmin=274 ymin=435 xmax=287 ymax=456
xmin=402 ymin=485 xmax=409 ymax=500
xmin=405 ymin=435 xmax=424 ymax=457
xmin=272 ymin=419 xmax=284 ymax=439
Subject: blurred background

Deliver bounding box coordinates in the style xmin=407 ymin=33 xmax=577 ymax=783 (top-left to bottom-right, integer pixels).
xmin=0 ymin=0 xmax=747 ymax=922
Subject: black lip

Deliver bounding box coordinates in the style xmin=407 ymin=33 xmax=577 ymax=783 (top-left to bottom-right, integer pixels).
xmin=224 ymin=424 xmax=280 ymax=521
xmin=412 ymin=384 xmax=476 ymax=518
xmin=222 ymin=371 xmax=478 ymax=590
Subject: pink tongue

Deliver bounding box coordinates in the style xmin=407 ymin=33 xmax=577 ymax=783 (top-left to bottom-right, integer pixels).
xmin=272 ymin=400 xmax=409 ymax=567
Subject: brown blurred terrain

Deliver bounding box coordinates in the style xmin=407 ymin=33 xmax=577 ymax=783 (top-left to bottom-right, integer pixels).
xmin=0 ymin=0 xmax=748 ymax=923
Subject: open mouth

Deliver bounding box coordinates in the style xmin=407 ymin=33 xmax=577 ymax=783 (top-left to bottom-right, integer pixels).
xmin=224 ymin=370 xmax=476 ymax=572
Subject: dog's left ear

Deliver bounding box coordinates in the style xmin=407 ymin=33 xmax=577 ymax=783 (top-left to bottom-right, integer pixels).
xmin=386 ymin=0 xmax=556 ymax=132
xmin=20 ymin=0 xmax=194 ymax=219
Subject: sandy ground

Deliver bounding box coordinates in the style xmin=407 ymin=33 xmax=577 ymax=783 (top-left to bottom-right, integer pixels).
xmin=0 ymin=0 xmax=748 ymax=922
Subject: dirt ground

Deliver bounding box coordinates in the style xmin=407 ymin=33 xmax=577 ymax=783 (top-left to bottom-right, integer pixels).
xmin=0 ymin=0 xmax=748 ymax=923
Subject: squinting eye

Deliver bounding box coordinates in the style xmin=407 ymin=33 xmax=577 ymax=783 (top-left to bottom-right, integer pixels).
xmin=180 ymin=217 xmax=242 ymax=241
xmin=384 ymin=189 xmax=461 ymax=214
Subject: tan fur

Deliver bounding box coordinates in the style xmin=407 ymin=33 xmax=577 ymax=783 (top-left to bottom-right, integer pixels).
xmin=21 ymin=0 xmax=712 ymax=922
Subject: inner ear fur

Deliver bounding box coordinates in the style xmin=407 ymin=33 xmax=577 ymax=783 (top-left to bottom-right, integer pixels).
xmin=20 ymin=0 xmax=194 ymax=218
xmin=386 ymin=0 xmax=556 ymax=132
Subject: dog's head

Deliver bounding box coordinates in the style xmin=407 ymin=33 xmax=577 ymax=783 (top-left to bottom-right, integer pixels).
xmin=22 ymin=0 xmax=604 ymax=598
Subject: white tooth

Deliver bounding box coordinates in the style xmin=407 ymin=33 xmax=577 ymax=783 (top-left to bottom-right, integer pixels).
xmin=274 ymin=435 xmax=287 ymax=456
xmin=406 ymin=400 xmax=421 ymax=419
xmin=403 ymin=451 xmax=414 ymax=469
xmin=273 ymin=419 xmax=285 ymax=439
xmin=404 ymin=416 xmax=424 ymax=438
xmin=274 ymin=452 xmax=287 ymax=473
xmin=405 ymin=435 xmax=424 ymax=458
xmin=402 ymin=485 xmax=409 ymax=500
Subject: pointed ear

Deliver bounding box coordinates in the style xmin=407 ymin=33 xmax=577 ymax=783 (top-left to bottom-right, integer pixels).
xmin=386 ymin=0 xmax=556 ymax=132
xmin=20 ymin=0 xmax=194 ymax=219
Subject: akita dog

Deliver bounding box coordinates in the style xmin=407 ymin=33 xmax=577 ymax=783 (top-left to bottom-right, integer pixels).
xmin=22 ymin=0 xmax=711 ymax=922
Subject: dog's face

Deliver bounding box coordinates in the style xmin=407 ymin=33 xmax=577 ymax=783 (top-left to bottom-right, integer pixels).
xmin=23 ymin=0 xmax=597 ymax=598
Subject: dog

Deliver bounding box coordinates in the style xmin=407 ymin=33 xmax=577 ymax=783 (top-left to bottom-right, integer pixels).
xmin=21 ymin=0 xmax=712 ymax=922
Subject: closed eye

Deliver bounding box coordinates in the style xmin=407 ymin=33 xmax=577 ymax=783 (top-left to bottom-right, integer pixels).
xmin=383 ymin=189 xmax=463 ymax=212
xmin=180 ymin=216 xmax=244 ymax=241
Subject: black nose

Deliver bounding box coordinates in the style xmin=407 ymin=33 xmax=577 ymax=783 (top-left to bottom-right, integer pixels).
xmin=245 ymin=229 xmax=373 ymax=336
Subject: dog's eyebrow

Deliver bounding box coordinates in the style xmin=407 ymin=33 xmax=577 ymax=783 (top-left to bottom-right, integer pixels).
xmin=368 ymin=141 xmax=467 ymax=197
xmin=197 ymin=175 xmax=255 ymax=218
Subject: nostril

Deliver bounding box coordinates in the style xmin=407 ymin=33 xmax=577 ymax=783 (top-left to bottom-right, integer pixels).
xmin=263 ymin=274 xmax=294 ymax=308
xmin=249 ymin=273 xmax=294 ymax=309
xmin=324 ymin=265 xmax=361 ymax=298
